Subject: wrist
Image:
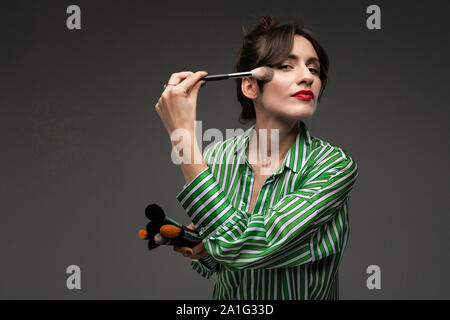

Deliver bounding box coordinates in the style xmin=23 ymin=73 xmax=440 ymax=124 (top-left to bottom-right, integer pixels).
xmin=170 ymin=128 xmax=206 ymax=184
xmin=170 ymin=132 xmax=200 ymax=163
xmin=169 ymin=127 xmax=196 ymax=148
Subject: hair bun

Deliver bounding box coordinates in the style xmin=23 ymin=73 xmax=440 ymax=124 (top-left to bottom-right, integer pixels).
xmin=241 ymin=15 xmax=277 ymax=43
xmin=257 ymin=15 xmax=277 ymax=31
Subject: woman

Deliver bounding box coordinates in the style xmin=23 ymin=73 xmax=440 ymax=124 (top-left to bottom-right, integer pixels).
xmin=155 ymin=15 xmax=358 ymax=300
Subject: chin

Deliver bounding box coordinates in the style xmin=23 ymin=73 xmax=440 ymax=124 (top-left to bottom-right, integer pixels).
xmin=287 ymin=105 xmax=316 ymax=119
xmin=264 ymin=104 xmax=316 ymax=121
xmin=292 ymin=113 xmax=314 ymax=121
xmin=274 ymin=112 xmax=314 ymax=123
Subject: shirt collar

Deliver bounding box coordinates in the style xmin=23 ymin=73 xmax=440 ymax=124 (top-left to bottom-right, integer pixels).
xmin=234 ymin=121 xmax=312 ymax=174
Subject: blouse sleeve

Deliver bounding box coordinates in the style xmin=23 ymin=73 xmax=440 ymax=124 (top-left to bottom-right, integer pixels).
xmin=191 ymin=255 xmax=219 ymax=279
xmin=177 ymin=144 xmax=359 ymax=270
xmin=188 ymin=143 xmax=221 ymax=278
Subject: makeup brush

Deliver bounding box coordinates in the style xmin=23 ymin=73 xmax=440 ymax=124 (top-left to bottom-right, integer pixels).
xmin=160 ymin=224 xmax=201 ymax=244
xmin=201 ymin=66 xmax=274 ymax=82
xmin=154 ymin=233 xmax=169 ymax=245
xmin=139 ymin=203 xmax=203 ymax=250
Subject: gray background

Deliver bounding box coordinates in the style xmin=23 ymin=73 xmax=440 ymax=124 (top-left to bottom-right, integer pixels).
xmin=1 ymin=0 xmax=449 ymax=299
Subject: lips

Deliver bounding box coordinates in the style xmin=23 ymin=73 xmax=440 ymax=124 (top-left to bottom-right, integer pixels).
xmin=292 ymin=90 xmax=314 ymax=100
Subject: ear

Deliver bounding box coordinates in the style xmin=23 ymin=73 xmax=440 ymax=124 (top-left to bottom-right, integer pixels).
xmin=241 ymin=77 xmax=259 ymax=99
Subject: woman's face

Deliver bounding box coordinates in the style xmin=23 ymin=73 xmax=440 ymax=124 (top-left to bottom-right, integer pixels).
xmin=253 ymin=35 xmax=322 ymax=121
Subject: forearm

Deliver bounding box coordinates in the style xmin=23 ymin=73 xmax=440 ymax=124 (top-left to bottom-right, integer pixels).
xmin=171 ymin=129 xmax=208 ymax=185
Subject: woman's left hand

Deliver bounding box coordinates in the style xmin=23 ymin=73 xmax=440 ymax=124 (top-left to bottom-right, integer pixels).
xmin=155 ymin=71 xmax=208 ymax=137
xmin=173 ymin=223 xmax=208 ymax=260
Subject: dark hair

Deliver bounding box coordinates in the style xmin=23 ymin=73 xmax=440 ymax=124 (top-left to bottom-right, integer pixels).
xmin=234 ymin=15 xmax=329 ymax=124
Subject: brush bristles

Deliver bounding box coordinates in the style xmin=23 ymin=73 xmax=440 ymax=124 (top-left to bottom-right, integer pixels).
xmin=251 ymin=66 xmax=274 ymax=82
xmin=160 ymin=224 xmax=182 ymax=239
xmin=154 ymin=233 xmax=169 ymax=245
xmin=138 ymin=229 xmax=148 ymax=240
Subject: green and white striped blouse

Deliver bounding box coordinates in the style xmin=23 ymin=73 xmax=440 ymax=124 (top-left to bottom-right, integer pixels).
xmin=176 ymin=120 xmax=358 ymax=300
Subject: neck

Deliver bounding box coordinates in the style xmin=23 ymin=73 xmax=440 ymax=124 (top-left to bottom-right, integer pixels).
xmin=247 ymin=118 xmax=301 ymax=174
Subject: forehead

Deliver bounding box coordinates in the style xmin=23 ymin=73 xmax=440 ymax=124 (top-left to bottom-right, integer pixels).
xmin=289 ymin=35 xmax=319 ymax=60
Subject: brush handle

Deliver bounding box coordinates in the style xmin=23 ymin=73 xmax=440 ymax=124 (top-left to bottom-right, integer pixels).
xmin=201 ymin=74 xmax=230 ymax=81
xmin=164 ymin=216 xmax=184 ymax=229
xmin=180 ymin=227 xmax=202 ymax=242
xmin=201 ymin=71 xmax=253 ymax=81
xmin=164 ymin=216 xmax=201 ymax=241
xmin=169 ymin=238 xmax=199 ymax=248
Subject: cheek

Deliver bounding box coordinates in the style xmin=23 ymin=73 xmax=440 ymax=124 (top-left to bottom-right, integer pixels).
xmin=314 ymin=78 xmax=322 ymax=93
xmin=260 ymin=80 xmax=292 ymax=110
xmin=265 ymin=77 xmax=290 ymax=97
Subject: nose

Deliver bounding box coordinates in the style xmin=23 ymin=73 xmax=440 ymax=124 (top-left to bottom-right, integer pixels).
xmin=296 ymin=64 xmax=314 ymax=86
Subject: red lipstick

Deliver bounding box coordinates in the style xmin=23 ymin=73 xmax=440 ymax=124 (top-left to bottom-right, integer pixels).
xmin=292 ymin=90 xmax=313 ymax=100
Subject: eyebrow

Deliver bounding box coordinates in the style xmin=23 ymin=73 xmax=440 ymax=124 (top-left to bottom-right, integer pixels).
xmin=286 ymin=54 xmax=321 ymax=67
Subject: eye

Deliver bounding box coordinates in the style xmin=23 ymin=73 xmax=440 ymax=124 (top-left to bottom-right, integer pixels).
xmin=309 ymin=68 xmax=320 ymax=74
xmin=277 ymin=64 xmax=293 ymax=70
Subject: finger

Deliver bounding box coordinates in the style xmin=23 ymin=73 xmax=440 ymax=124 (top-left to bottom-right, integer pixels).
xmin=192 ymin=247 xmax=205 ymax=257
xmin=182 ymin=248 xmax=193 ymax=257
xmin=186 ymin=223 xmax=196 ymax=231
xmin=190 ymin=79 xmax=206 ymax=97
xmin=166 ymin=71 xmax=194 ymax=87
xmin=192 ymin=246 xmax=207 ymax=259
xmin=174 ymin=246 xmax=191 ymax=255
xmin=192 ymin=242 xmax=205 ymax=255
xmin=177 ymin=71 xmax=208 ymax=95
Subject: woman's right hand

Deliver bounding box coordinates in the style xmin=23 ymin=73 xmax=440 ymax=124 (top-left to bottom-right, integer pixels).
xmin=154 ymin=71 xmax=208 ymax=138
